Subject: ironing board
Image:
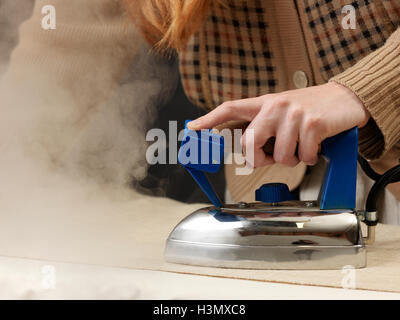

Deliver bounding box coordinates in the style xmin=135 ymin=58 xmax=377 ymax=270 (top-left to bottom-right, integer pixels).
xmin=1 ymin=256 xmax=399 ymax=299
xmin=1 ymin=184 xmax=400 ymax=295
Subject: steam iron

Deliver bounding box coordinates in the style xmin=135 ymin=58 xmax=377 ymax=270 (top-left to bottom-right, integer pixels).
xmin=165 ymin=122 xmax=377 ymax=269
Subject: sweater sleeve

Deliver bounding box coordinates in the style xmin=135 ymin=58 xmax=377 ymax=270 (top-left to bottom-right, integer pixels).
xmin=330 ymin=28 xmax=400 ymax=160
xmin=4 ymin=0 xmax=141 ymax=111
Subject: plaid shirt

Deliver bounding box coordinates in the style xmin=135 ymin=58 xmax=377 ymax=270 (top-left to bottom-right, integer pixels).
xmin=179 ymin=0 xmax=400 ymax=109
xmin=178 ymin=0 xmax=400 ymax=203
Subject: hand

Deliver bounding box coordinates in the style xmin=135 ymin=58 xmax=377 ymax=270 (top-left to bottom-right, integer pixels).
xmin=187 ymin=82 xmax=370 ymax=168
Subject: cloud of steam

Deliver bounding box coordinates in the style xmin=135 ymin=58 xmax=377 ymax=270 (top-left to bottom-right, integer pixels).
xmin=0 ymin=0 xmax=188 ymax=253
xmin=0 ymin=0 xmax=208 ymax=273
xmin=0 ymin=2 xmax=178 ymax=193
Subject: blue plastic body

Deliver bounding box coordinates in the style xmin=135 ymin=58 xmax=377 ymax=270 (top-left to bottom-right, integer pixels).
xmin=184 ymin=167 xmax=223 ymax=208
xmin=178 ymin=121 xmax=224 ymax=208
xmin=318 ymin=127 xmax=358 ymax=210
xmin=255 ymin=183 xmax=295 ymax=203
xmin=178 ymin=119 xmax=358 ymax=211
xmin=178 ymin=121 xmax=224 ymax=174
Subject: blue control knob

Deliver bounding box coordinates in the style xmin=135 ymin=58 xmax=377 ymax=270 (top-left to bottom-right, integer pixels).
xmin=255 ymin=183 xmax=294 ymax=203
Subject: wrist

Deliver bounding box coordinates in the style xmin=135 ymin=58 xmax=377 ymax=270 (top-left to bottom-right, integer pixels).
xmin=328 ymin=80 xmax=370 ymax=127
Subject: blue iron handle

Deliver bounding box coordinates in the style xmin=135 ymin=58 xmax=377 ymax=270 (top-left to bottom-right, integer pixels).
xmin=318 ymin=127 xmax=358 ymax=210
xmin=178 ymin=121 xmax=224 ymax=208
xmin=178 ymin=120 xmax=358 ymax=210
xmin=185 ymin=167 xmax=223 ymax=208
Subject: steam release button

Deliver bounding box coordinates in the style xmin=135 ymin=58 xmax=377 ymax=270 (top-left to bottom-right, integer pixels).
xmin=255 ymin=183 xmax=294 ymax=203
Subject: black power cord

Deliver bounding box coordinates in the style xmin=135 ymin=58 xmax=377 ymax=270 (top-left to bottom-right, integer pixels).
xmin=357 ymin=155 xmax=382 ymax=181
xmin=358 ymin=154 xmax=400 ymax=217
xmin=365 ymin=165 xmax=400 ymax=212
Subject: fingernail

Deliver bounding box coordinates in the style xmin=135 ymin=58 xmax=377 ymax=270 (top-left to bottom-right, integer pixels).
xmin=187 ymin=120 xmax=200 ymax=130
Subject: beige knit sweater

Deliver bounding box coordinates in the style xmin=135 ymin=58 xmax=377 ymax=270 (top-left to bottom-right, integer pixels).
xmin=3 ymin=0 xmax=400 ymax=201
xmin=4 ymin=0 xmax=140 ymax=117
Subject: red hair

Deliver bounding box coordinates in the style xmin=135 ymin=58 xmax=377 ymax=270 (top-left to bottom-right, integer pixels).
xmin=122 ymin=0 xmax=220 ymax=51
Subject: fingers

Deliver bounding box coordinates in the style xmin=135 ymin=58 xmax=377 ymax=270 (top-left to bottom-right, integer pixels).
xmin=298 ymin=117 xmax=321 ymax=165
xmin=187 ymin=95 xmax=323 ymax=168
xmin=273 ymin=112 xmax=301 ymax=167
xmin=241 ymin=110 xmax=275 ymax=168
xmin=187 ymin=97 xmax=263 ymax=130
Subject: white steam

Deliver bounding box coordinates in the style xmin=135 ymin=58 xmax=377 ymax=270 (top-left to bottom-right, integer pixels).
xmin=0 ymin=51 xmax=177 ymax=188
xmin=0 ymin=0 xmax=192 ymax=267
xmin=0 ymin=0 xmax=178 ymax=189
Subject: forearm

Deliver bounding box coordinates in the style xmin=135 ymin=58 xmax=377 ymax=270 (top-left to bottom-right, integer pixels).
xmin=330 ymin=28 xmax=400 ymax=160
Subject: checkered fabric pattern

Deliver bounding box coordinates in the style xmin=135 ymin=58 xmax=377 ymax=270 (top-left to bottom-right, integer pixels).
xmin=304 ymin=0 xmax=400 ymax=79
xmin=179 ymin=0 xmax=400 ymax=109
xmin=179 ymin=0 xmax=276 ymax=110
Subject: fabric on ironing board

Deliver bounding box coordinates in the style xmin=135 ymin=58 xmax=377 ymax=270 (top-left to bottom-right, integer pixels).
xmin=0 ymin=185 xmax=400 ymax=293
xmin=2 ymin=256 xmax=399 ymax=299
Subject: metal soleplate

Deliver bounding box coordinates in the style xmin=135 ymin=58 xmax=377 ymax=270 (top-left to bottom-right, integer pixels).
xmin=165 ymin=202 xmax=366 ymax=270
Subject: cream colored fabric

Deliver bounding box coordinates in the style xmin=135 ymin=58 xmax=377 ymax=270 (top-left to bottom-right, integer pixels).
xmin=1 ymin=256 xmax=400 ymax=299
xmin=0 ymin=182 xmax=400 ymax=293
